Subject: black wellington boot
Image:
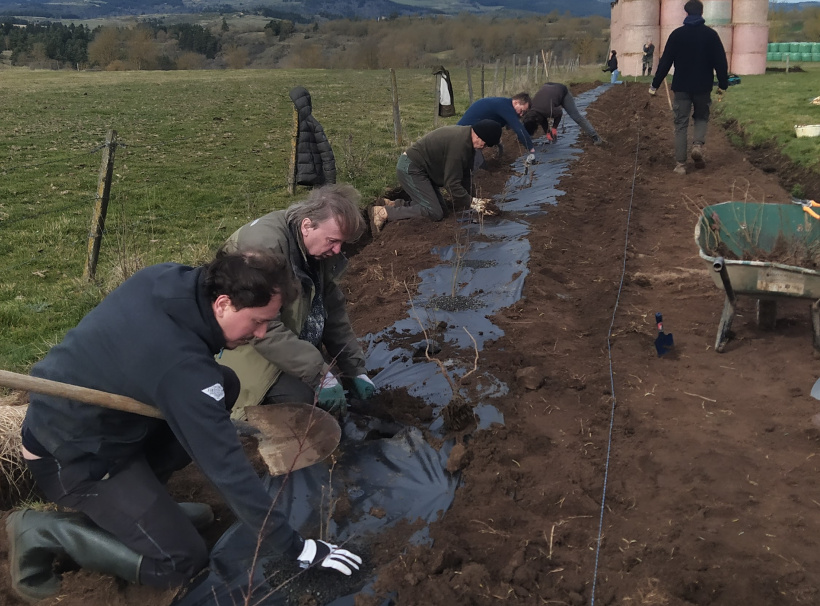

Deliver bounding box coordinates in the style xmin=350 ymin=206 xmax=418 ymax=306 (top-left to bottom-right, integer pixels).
xmin=177 ymin=502 xmax=214 ymax=530
xmin=6 ymin=509 xmax=143 ymax=603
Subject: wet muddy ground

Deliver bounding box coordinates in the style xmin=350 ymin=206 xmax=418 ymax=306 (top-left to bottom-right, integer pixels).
xmin=3 ymin=81 xmax=820 ymax=606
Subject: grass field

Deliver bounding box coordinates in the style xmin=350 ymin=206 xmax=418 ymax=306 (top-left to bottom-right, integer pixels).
xmin=712 ymin=63 xmax=820 ymax=172
xmin=1 ymin=64 xmax=818 ymax=374
xmin=0 ymin=68 xmax=444 ymax=371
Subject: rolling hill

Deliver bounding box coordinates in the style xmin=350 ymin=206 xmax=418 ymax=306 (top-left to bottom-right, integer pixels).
xmin=0 ymin=0 xmax=612 ymax=20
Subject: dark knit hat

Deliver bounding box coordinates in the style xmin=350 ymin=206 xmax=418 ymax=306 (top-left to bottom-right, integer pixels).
xmin=472 ymin=119 xmax=503 ymax=147
xmin=684 ymin=0 xmax=703 ymax=15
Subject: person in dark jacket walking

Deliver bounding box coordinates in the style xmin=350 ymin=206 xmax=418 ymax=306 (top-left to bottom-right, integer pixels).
xmin=7 ymin=251 xmax=361 ymax=602
xmin=602 ymin=50 xmax=620 ymax=84
xmin=371 ymin=120 xmax=503 ymax=233
xmin=521 ymin=82 xmax=603 ymax=145
xmin=649 ymin=0 xmax=729 ymax=174
xmin=217 ymin=184 xmax=374 ymax=416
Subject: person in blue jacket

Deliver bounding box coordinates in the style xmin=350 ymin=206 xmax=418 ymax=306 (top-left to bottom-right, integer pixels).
xmin=7 ymin=250 xmax=361 ymax=602
xmin=457 ymin=92 xmax=534 ymax=163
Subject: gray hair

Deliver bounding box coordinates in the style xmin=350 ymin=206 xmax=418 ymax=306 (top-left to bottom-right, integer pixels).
xmin=285 ymin=184 xmax=366 ymax=243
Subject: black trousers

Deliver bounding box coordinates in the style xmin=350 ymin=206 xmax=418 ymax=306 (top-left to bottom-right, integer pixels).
xmin=25 ymin=367 xmax=240 ymax=588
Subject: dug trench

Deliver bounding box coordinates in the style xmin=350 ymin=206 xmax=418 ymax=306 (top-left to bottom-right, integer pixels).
xmin=3 ymin=81 xmax=820 ymax=605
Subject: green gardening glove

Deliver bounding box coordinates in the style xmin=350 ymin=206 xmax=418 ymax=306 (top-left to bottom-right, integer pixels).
xmin=350 ymin=374 xmax=376 ymax=399
xmin=317 ymin=372 xmax=347 ymax=413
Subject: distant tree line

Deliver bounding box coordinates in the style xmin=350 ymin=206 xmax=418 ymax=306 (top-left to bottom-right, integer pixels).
xmin=769 ymin=5 xmax=820 ymax=42
xmin=2 ymin=21 xmax=90 ymax=67
xmin=2 ymin=6 xmax=818 ymax=72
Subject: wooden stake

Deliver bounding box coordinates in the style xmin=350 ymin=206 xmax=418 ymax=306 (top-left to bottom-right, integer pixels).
xmin=390 ymin=68 xmax=402 ymax=146
xmin=663 ymin=79 xmax=673 ymax=111
xmin=466 ymin=63 xmax=474 ymax=105
xmin=287 ymin=105 xmax=298 ymax=195
xmin=84 ymin=130 xmax=117 ymax=282
xmin=433 ymin=72 xmax=441 ymax=126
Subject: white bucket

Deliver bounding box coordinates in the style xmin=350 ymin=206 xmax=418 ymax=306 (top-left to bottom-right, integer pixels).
xmin=794 ymin=124 xmax=820 ymax=138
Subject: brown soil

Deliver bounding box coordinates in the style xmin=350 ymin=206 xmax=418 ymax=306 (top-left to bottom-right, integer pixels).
xmin=3 ymin=81 xmax=820 ymax=606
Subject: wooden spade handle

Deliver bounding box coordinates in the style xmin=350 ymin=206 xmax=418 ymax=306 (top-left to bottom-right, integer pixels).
xmin=0 ymin=369 xmax=163 ymax=419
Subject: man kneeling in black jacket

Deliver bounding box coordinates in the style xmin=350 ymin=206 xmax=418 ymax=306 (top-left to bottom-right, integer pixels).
xmin=8 ymin=249 xmax=361 ymax=602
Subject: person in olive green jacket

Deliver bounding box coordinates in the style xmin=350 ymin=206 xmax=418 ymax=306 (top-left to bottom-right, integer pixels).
xmin=370 ymin=120 xmax=502 ymax=233
xmin=218 ymin=184 xmax=374 ymax=415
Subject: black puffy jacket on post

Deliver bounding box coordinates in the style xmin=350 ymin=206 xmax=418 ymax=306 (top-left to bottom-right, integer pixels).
xmin=289 ymin=86 xmax=336 ymax=186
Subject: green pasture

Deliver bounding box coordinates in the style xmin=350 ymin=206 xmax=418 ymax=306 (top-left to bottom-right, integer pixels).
xmin=0 ymin=67 xmax=456 ymax=371
xmin=713 ymin=64 xmax=820 ymax=173
xmin=1 ymin=65 xmax=818 ymax=374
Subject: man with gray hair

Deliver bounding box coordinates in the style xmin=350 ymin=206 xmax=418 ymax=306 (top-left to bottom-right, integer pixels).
xmin=218 ymin=183 xmax=375 ymax=416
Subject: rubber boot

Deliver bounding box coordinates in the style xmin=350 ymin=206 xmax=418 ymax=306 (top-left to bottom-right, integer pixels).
xmin=6 ymin=509 xmax=143 ymax=603
xmin=178 ymin=502 xmax=214 ymax=530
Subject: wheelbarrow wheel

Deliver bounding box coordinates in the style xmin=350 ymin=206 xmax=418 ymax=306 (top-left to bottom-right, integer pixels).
xmin=757 ymin=300 xmax=777 ymax=331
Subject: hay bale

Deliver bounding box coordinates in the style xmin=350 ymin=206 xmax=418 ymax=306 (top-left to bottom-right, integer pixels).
xmin=0 ymin=403 xmax=34 ymax=506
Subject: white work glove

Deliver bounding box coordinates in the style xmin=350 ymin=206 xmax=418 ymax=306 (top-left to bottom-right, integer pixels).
xmin=525 ymin=153 xmax=536 ymax=164
xmin=297 ymin=539 xmax=362 ymax=576
xmin=648 ymin=86 xmax=657 ymax=96
xmin=470 ymin=197 xmax=500 ymax=217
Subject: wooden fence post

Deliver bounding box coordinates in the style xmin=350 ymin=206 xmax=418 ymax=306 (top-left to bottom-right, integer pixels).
xmin=493 ymin=60 xmax=499 ymax=95
xmin=502 ymin=65 xmax=507 ymax=94
xmin=287 ymin=104 xmax=298 ymax=195
xmin=534 ymin=55 xmax=538 ymax=87
xmin=466 ymin=64 xmax=474 ymax=105
xmin=390 ymin=68 xmax=402 ymax=146
xmin=433 ymin=72 xmax=441 ymax=126
xmin=83 ymin=130 xmax=117 ymax=282
xmin=512 ymin=54 xmax=517 ymax=90
xmin=481 ymin=64 xmax=485 ymax=98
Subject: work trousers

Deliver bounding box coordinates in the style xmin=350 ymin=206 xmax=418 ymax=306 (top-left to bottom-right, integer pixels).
xmin=25 ymin=366 xmax=240 ymax=588
xmin=263 ymin=371 xmax=315 ymax=405
xmin=391 ymin=153 xmax=447 ymax=222
xmin=672 ymin=91 xmax=711 ymax=164
xmin=642 ymin=59 xmax=653 ymax=76
xmin=560 ymin=92 xmax=600 ymax=140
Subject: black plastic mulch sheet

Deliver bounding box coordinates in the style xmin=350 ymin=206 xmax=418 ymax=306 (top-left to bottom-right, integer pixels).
xmin=173 ymin=85 xmax=608 ymax=606
xmin=173 ymin=426 xmax=455 ymax=606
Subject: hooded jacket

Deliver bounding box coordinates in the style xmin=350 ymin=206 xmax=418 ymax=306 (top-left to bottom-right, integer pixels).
xmin=218 ymin=209 xmax=366 ymax=412
xmin=289 ymin=86 xmax=336 ymax=186
xmin=652 ymin=19 xmax=729 ymax=94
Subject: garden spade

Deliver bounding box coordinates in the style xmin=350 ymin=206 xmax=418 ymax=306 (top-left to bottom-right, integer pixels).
xmin=0 ymin=369 xmax=340 ymax=477
xmin=654 ymin=312 xmax=674 ymax=357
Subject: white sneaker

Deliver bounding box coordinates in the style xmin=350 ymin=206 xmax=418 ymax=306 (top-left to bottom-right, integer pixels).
xmin=673 ymin=162 xmax=687 ymax=175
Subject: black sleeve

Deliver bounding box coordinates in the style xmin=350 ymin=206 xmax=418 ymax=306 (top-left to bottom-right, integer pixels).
xmin=155 ymin=357 xmax=303 ymax=555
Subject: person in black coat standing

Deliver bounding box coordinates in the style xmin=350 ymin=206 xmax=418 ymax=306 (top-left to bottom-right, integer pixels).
xmin=602 ymin=50 xmax=620 ymax=84
xmin=649 ymin=0 xmax=729 ymax=175
xmin=642 ymin=40 xmax=655 ymax=76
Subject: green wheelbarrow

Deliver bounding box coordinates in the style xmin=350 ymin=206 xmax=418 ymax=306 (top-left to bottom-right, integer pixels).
xmin=694 ymin=201 xmax=820 ymax=353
